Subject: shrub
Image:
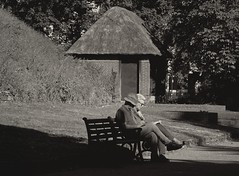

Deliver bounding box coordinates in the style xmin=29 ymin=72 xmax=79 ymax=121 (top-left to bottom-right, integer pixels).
xmin=0 ymin=9 xmax=114 ymax=105
xmin=48 ymin=57 xmax=114 ymax=105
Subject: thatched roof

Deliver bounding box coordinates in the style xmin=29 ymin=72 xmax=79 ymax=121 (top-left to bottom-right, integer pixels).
xmin=66 ymin=6 xmax=161 ymax=56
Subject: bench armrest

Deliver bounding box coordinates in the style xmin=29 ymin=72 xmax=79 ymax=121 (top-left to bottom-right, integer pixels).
xmin=124 ymin=128 xmax=142 ymax=133
xmin=122 ymin=128 xmax=142 ymax=139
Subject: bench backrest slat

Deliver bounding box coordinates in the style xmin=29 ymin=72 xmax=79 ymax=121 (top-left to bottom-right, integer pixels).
xmin=84 ymin=118 xmax=110 ymax=123
xmin=88 ymin=128 xmax=112 ymax=133
xmin=87 ymin=123 xmax=111 ymax=129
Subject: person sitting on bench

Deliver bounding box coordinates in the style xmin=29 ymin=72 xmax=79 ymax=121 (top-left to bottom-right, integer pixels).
xmin=115 ymin=93 xmax=184 ymax=162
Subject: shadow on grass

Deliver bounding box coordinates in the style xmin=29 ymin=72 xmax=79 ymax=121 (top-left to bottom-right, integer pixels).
xmin=0 ymin=124 xmax=134 ymax=176
xmin=1 ymin=124 xmax=239 ymax=176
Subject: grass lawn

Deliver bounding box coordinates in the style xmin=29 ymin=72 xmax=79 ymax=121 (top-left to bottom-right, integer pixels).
xmin=0 ymin=101 xmax=236 ymax=141
xmin=1 ymin=101 xmax=238 ymax=174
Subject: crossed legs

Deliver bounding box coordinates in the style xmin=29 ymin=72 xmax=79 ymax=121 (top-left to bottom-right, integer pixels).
xmin=140 ymin=122 xmax=172 ymax=144
xmin=140 ymin=122 xmax=182 ymax=161
xmin=143 ymin=132 xmax=166 ymax=160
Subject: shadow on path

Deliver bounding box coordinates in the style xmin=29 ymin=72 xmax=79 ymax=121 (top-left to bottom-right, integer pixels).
xmin=1 ymin=124 xmax=239 ymax=176
xmin=31 ymin=158 xmax=239 ymax=176
xmin=193 ymin=143 xmax=239 ymax=155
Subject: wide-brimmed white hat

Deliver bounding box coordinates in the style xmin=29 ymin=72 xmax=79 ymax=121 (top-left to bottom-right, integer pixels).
xmin=124 ymin=93 xmax=139 ymax=106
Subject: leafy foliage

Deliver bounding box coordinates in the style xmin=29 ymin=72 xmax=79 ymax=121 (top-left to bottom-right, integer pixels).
xmin=0 ymin=0 xmax=102 ymax=48
xmin=166 ymin=0 xmax=239 ymax=103
xmin=1 ymin=0 xmax=239 ymax=104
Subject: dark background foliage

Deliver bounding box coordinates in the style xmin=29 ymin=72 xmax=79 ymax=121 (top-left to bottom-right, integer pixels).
xmin=1 ymin=0 xmax=238 ymax=104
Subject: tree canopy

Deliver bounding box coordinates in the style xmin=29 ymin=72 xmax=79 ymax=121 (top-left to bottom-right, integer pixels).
xmin=1 ymin=0 xmax=238 ymax=104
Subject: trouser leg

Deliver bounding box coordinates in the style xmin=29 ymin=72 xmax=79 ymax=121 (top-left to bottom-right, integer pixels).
xmin=144 ymin=132 xmax=158 ymax=159
xmin=158 ymin=140 xmax=166 ymax=155
xmin=143 ymin=132 xmax=166 ymax=159
xmin=141 ymin=122 xmax=171 ymax=144
xmin=156 ymin=123 xmax=174 ymax=140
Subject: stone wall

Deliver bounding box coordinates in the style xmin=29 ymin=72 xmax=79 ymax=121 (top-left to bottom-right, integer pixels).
xmin=82 ymin=58 xmax=151 ymax=101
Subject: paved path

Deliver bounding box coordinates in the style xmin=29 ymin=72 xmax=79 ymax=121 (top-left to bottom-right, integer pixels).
xmin=167 ymin=140 xmax=239 ymax=162
xmin=39 ymin=140 xmax=239 ymax=176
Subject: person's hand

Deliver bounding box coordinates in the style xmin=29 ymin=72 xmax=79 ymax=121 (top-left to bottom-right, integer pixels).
xmin=153 ymin=120 xmax=162 ymax=125
xmin=140 ymin=120 xmax=146 ymax=126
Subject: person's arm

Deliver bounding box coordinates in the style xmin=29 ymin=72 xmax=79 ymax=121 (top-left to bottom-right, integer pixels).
xmin=116 ymin=108 xmax=142 ymax=129
xmin=137 ymin=111 xmax=145 ymax=121
xmin=124 ymin=123 xmax=142 ymax=129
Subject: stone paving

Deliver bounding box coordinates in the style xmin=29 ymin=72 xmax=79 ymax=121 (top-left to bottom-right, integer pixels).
xmin=39 ymin=141 xmax=239 ymax=176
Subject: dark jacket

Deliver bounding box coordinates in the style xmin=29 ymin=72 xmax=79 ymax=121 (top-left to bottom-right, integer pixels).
xmin=115 ymin=104 xmax=143 ymax=129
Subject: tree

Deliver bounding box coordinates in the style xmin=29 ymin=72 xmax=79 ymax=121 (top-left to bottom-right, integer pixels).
xmin=1 ymin=0 xmax=238 ymax=104
xmin=0 ymin=0 xmax=101 ymax=47
xmin=164 ymin=0 xmax=239 ymax=103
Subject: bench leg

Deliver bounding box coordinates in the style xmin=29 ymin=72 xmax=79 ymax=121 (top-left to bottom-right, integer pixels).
xmin=122 ymin=142 xmax=144 ymax=161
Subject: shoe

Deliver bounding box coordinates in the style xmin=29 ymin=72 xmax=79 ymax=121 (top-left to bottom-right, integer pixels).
xmin=166 ymin=141 xmax=183 ymax=151
xmin=172 ymin=138 xmax=183 ymax=145
xmin=158 ymin=155 xmax=170 ymax=162
xmin=151 ymin=155 xmax=170 ymax=163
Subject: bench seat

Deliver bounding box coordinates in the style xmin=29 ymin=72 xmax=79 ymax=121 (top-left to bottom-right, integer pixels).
xmin=83 ymin=116 xmax=150 ymax=161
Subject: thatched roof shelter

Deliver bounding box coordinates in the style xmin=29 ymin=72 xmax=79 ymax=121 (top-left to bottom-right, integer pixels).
xmin=66 ymin=6 xmax=161 ymax=56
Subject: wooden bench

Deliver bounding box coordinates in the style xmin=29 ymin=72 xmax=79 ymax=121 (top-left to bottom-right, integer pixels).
xmin=83 ymin=116 xmax=150 ymax=161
